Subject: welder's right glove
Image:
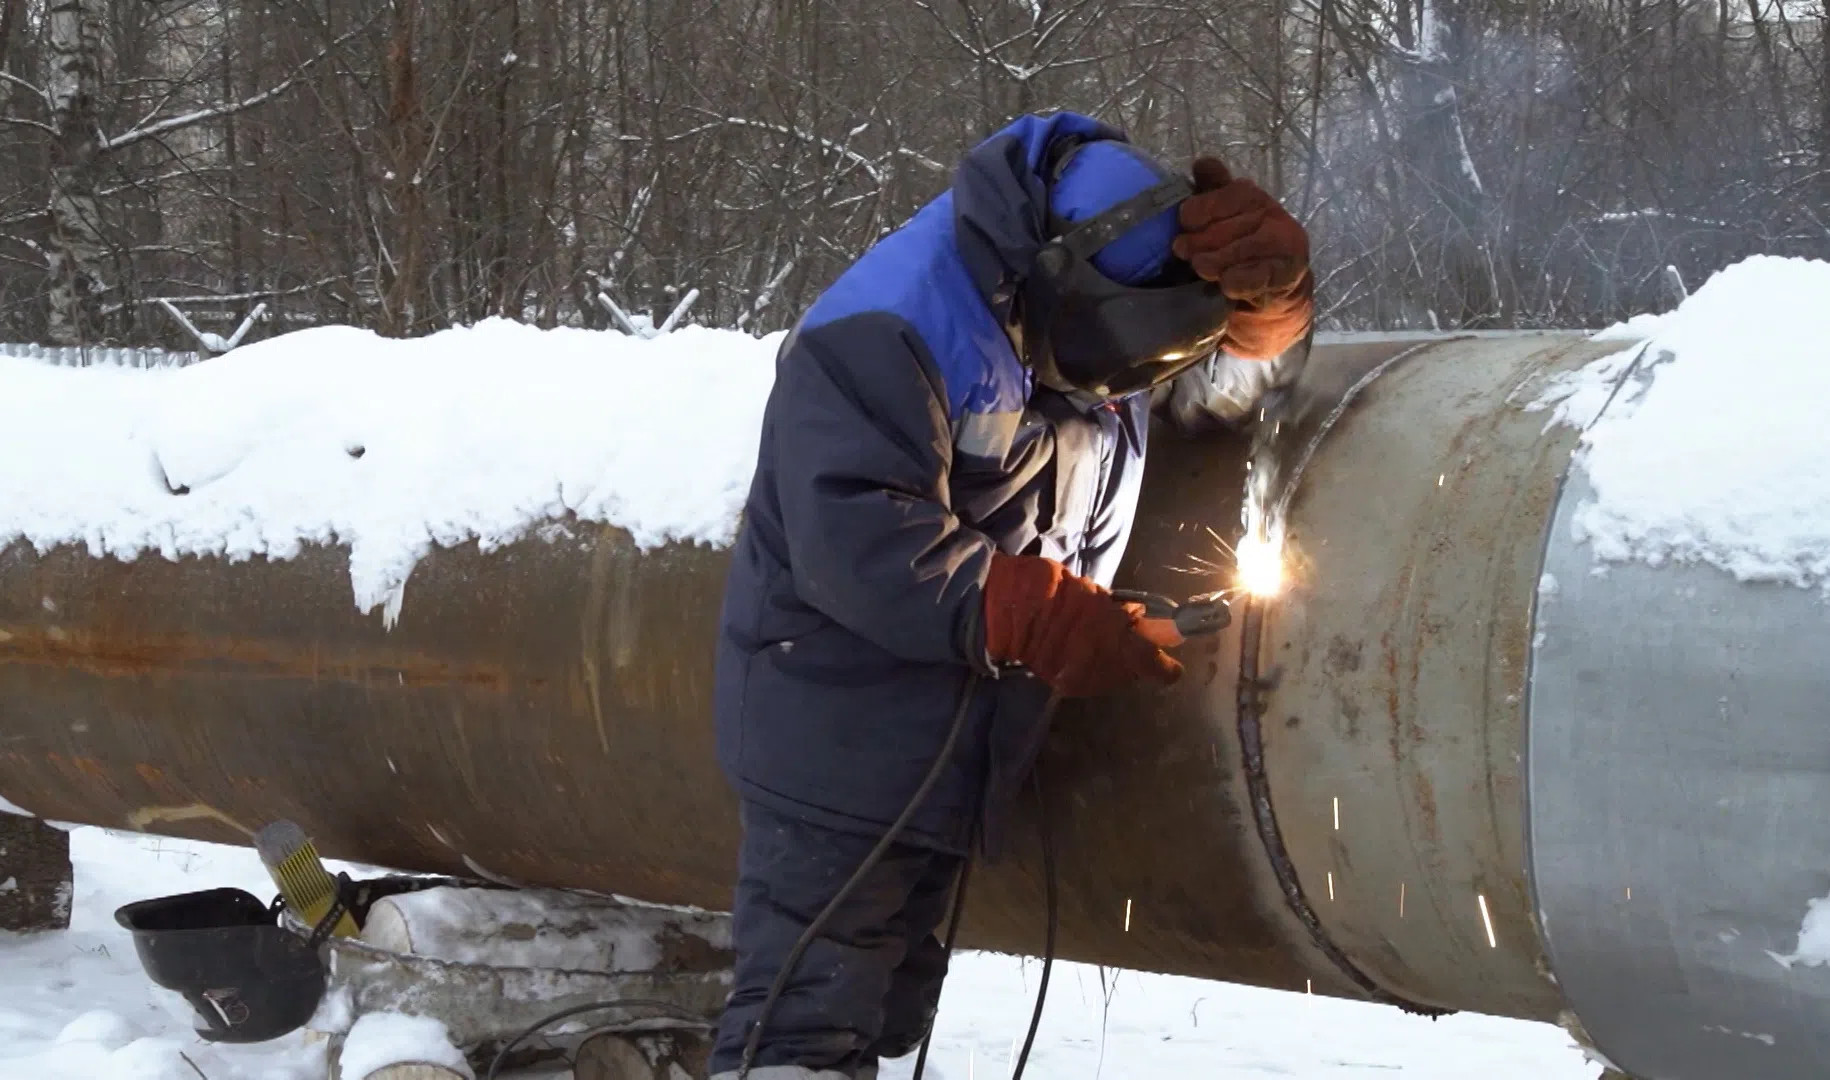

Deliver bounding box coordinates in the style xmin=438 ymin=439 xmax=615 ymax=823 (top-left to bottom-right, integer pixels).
xmin=982 ymin=554 xmax=1182 ymax=698
xmin=1172 ymin=157 xmax=1314 ymax=362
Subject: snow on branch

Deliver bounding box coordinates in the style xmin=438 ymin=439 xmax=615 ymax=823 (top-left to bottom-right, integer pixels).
xmin=895 ymin=147 xmax=947 ymax=174
xmin=136 ymin=274 xmax=355 ymax=308
xmin=603 ymin=171 xmax=659 ymax=281
xmin=0 ymin=168 xmax=222 ymax=227
xmin=704 ymin=114 xmax=887 ymax=185
xmin=101 ymin=17 xmax=379 ymax=153
xmin=0 ymin=116 xmax=55 ymax=137
xmin=0 ymin=71 xmax=47 ymax=107
xmin=736 ymin=259 xmax=795 ymax=330
xmin=1589 ymin=208 xmax=1733 ymax=230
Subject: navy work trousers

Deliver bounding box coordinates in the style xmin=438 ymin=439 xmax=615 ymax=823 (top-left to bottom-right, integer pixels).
xmin=708 ymin=800 xmax=964 ymax=1077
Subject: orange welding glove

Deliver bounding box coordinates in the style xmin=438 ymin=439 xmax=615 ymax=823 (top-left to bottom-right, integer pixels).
xmin=982 ymin=554 xmax=1182 ymax=698
xmin=1171 ymin=156 xmax=1315 ymax=361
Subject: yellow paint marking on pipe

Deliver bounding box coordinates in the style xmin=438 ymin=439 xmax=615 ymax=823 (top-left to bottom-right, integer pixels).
xmin=125 ymin=802 xmax=253 ymax=838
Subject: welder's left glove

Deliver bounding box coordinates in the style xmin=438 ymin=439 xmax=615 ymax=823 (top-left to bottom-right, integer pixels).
xmin=1172 ymin=157 xmax=1314 ymax=361
xmin=982 ymin=554 xmax=1182 ymax=698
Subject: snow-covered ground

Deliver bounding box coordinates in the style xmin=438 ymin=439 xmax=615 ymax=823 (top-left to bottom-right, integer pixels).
xmin=0 ymin=828 xmax=1596 ymax=1080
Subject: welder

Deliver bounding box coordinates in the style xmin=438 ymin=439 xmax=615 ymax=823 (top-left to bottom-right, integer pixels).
xmin=710 ymin=111 xmax=1313 ymax=1080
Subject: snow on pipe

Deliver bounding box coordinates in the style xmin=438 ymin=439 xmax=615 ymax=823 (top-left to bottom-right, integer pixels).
xmin=0 ymin=321 xmax=1823 ymax=1079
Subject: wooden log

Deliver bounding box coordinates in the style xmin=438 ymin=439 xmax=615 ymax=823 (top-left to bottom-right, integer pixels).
xmin=309 ymin=884 xmax=730 ymax=1052
xmin=574 ymin=1030 xmax=711 ymax=1080
xmin=346 ymin=1066 xmax=469 ymax=1080
xmin=358 ymin=885 xmax=732 ymax=975
xmin=327 ymin=1013 xmax=479 ymax=1080
xmin=0 ymin=814 xmax=71 ymax=931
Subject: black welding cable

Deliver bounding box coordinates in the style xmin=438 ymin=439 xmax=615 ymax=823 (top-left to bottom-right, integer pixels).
xmin=737 ymin=672 xmax=983 ymax=1078
xmin=482 ymin=999 xmax=706 ymax=1080
xmin=909 ymin=842 xmax=976 ymax=1080
xmin=1010 ymin=770 xmax=1057 ymax=1080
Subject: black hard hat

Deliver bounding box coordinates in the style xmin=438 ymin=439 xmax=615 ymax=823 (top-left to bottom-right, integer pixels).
xmin=1019 ymin=138 xmax=1232 ymax=402
xmin=115 ymin=887 xmax=327 ymax=1043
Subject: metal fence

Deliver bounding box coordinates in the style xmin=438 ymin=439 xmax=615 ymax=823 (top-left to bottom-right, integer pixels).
xmin=0 ymin=342 xmax=203 ymax=369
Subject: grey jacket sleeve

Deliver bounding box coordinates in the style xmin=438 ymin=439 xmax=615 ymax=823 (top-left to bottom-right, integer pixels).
xmin=768 ymin=313 xmax=998 ymax=670
xmin=1076 ymin=394 xmax=1150 ymax=588
xmin=1152 ymin=328 xmax=1314 ymax=434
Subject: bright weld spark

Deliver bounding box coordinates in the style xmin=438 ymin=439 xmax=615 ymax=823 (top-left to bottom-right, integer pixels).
xmin=1305 ymin=979 xmax=1312 ymax=994
xmin=1326 ymin=871 xmax=1335 ymax=901
xmin=1235 ymin=529 xmax=1285 ymax=598
xmin=1124 ymin=897 xmax=1133 ymax=932
xmin=1203 ymin=525 xmax=1237 ymax=557
xmin=1478 ymin=893 xmax=1498 ymax=949
xmin=1399 ymin=882 xmax=1407 ymax=919
xmin=1236 ymin=460 xmax=1288 ymax=598
xmin=1438 ymin=473 xmax=1445 ymax=487
xmin=1332 ymin=796 xmax=1340 ymax=830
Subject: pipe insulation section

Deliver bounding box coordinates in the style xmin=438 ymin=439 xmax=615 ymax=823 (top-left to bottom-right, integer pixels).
xmin=1 ymin=332 xmax=1812 ymax=1078
xmin=1528 ymin=385 xmax=1830 ymax=1072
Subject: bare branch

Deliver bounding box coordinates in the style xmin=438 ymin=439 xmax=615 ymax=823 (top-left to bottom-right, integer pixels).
xmin=0 ymin=116 xmax=54 ymax=136
xmin=102 ymin=15 xmax=381 ymax=153
xmin=141 ymin=275 xmax=356 ymax=306
xmin=692 ymin=112 xmax=888 ymax=186
xmin=0 ymin=70 xmax=47 ymax=106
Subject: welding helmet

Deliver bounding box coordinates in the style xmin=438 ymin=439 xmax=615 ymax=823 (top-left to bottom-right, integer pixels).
xmin=114 ymin=887 xmax=327 ymax=1043
xmin=1019 ymin=140 xmax=1231 ymax=401
xmin=114 ymin=874 xmax=477 ymax=1044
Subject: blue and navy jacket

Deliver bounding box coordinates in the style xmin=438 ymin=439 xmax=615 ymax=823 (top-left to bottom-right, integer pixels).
xmin=714 ymin=113 xmax=1153 ymax=851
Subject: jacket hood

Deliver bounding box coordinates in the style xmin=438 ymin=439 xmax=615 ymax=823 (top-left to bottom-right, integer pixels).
xmin=951 ymin=112 xmax=1178 ymax=318
xmin=1051 ymin=140 xmax=1180 ymax=285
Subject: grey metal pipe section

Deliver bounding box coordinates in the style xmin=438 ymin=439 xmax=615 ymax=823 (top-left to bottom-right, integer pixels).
xmin=1251 ymin=333 xmax=1614 ymax=1021
xmin=1529 ymin=382 xmax=1830 ymax=1076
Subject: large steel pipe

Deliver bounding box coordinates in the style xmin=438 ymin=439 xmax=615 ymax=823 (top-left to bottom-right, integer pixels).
xmin=1529 ymin=461 xmax=1830 ymax=1074
xmin=14 ymin=332 xmax=1787 ymax=1074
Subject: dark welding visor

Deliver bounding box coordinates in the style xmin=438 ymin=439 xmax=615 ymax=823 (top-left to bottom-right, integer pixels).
xmin=1021 ymin=176 xmax=1232 ymax=401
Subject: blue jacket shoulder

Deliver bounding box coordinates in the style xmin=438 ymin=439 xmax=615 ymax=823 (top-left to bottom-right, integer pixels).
xmin=801 ymin=192 xmax=1028 ymax=421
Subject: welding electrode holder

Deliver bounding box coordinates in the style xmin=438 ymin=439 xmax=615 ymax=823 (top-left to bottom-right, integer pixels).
xmin=1111 ymin=588 xmax=1232 ymax=638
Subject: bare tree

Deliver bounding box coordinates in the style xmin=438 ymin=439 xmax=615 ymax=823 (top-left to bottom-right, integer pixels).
xmin=43 ymin=0 xmax=103 ymax=345
xmin=0 ymin=0 xmax=1823 ymax=345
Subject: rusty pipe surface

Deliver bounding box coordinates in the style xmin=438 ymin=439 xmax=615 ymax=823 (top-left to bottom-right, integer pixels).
xmin=0 ymin=334 xmax=1620 ymax=1024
